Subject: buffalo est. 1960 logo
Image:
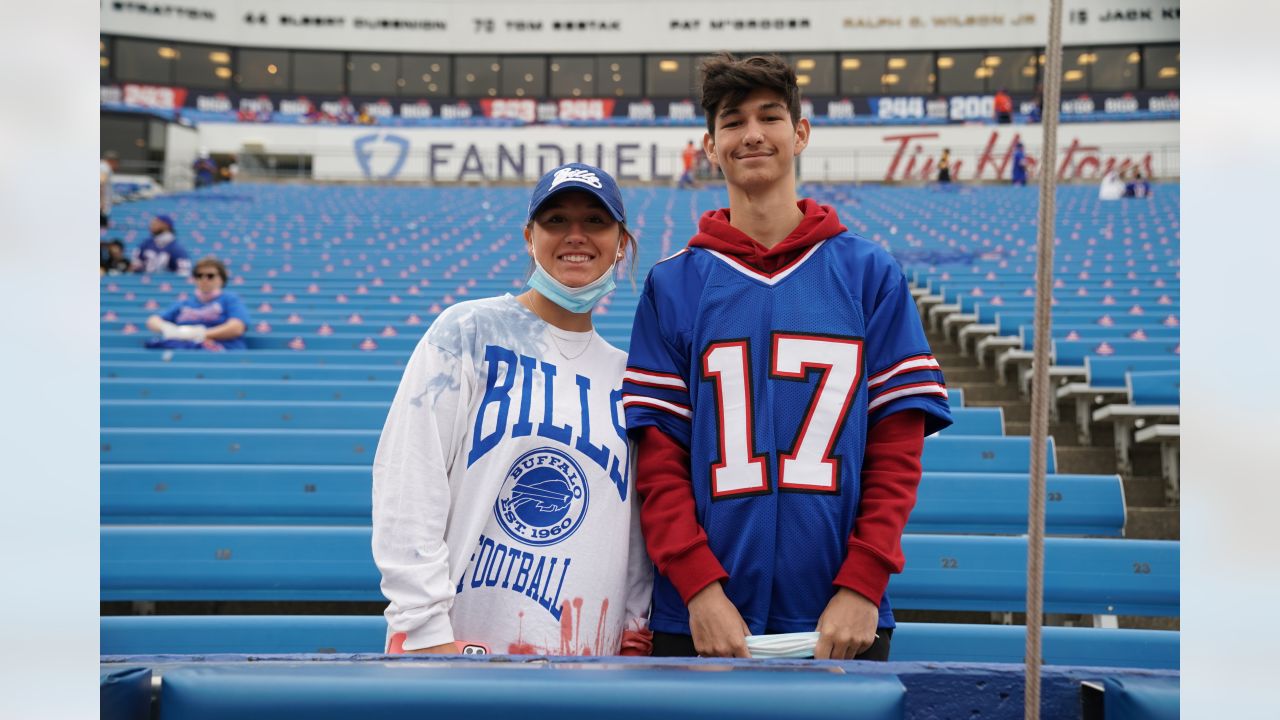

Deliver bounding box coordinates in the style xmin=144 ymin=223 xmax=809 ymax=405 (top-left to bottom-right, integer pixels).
xmin=494 ymin=447 xmax=589 ymax=547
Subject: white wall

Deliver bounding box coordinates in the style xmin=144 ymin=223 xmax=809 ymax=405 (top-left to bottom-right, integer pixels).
xmin=102 ymin=0 xmax=1179 ymax=53
xmin=196 ymin=121 xmax=1179 ymax=184
xmin=163 ymin=122 xmax=200 ymax=191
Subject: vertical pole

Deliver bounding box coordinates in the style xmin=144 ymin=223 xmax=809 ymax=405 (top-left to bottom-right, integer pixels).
xmin=1026 ymin=0 xmax=1065 ymax=718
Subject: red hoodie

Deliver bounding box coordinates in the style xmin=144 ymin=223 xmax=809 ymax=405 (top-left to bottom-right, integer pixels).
xmin=635 ymin=198 xmax=927 ymax=610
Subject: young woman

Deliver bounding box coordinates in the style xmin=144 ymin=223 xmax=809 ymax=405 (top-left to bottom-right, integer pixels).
xmin=373 ymin=163 xmax=652 ymax=656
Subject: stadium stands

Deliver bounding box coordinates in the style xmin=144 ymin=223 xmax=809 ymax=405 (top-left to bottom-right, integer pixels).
xmin=100 ymin=182 xmax=1179 ymax=674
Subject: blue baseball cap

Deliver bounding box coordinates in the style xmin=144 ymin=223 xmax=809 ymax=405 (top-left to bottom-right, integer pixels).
xmin=527 ymin=163 xmax=625 ymax=224
xmin=154 ymin=214 xmax=176 ymax=231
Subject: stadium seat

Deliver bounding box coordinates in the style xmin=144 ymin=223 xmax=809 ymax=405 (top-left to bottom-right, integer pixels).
xmin=99 ymin=615 xmax=1178 ymax=669
xmin=101 ymin=527 xmax=1177 ymax=617
xmin=135 ymin=661 xmax=908 ymax=720
xmin=103 ymin=400 xmax=392 ymax=430
xmin=101 ymin=428 xmax=380 ymax=465
xmin=101 ymin=465 xmax=1121 ymax=536
xmin=1092 ymin=370 xmax=1180 ymax=474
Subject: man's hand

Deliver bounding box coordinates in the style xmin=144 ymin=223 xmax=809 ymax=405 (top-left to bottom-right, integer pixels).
xmin=813 ymin=588 xmax=879 ymax=660
xmin=686 ymin=582 xmax=750 ymax=658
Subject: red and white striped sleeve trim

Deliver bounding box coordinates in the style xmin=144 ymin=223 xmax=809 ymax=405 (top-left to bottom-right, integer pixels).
xmin=867 ymin=381 xmax=949 ymax=412
xmin=868 ymin=354 xmax=942 ymax=389
xmin=624 ymin=367 xmax=689 ymax=391
xmin=621 ymin=394 xmax=693 ymax=420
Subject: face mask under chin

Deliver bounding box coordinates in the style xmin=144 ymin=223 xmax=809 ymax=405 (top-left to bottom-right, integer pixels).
xmin=527 ymin=256 xmax=618 ymax=315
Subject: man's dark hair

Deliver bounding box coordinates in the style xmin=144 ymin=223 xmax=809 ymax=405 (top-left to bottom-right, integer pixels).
xmin=698 ymin=52 xmax=801 ymax=135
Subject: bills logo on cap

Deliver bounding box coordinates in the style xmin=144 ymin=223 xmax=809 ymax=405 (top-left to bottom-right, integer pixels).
xmin=551 ymin=167 xmax=603 ymax=189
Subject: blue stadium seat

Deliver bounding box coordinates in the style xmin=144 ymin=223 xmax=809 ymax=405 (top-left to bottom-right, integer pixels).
xmin=936 ymin=407 xmax=1002 ymax=435
xmin=101 ymin=428 xmax=379 ymax=465
xmin=920 ymin=435 xmax=1056 ymax=474
xmin=101 ymin=464 xmax=371 ymax=525
xmin=889 ymin=534 xmax=1178 ymax=616
xmin=101 ymin=378 xmax=398 ymax=402
xmin=99 ymin=615 xmax=1178 ymax=669
xmin=102 ymin=362 xmax=406 ymax=382
xmin=100 ymin=465 xmax=1120 ymax=536
xmin=101 ymin=527 xmax=1177 ymax=616
xmin=909 ymin=472 xmax=1124 ymax=536
xmin=103 ymin=400 xmax=391 ymax=430
xmin=141 ymin=661 xmax=908 ymax=720
xmin=1127 ymin=370 xmax=1179 ymax=406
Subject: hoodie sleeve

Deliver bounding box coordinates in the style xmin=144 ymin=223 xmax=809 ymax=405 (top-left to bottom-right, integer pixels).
xmin=371 ymin=331 xmax=471 ymax=651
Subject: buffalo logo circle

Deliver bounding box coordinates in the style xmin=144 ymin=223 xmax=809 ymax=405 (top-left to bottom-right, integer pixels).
xmin=494 ymin=447 xmax=589 ymax=547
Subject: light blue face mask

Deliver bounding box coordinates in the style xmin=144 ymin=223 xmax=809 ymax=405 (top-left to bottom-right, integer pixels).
xmin=527 ymin=255 xmax=618 ymax=314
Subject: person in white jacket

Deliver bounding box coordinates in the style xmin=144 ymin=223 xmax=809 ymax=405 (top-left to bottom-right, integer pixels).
xmin=373 ymin=163 xmax=653 ymax=656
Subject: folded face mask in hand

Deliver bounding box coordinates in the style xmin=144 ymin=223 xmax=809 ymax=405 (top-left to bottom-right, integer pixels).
xmin=745 ymin=632 xmax=821 ymax=659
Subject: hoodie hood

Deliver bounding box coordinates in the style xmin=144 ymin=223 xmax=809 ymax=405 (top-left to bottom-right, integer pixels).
xmin=688 ymin=199 xmax=848 ymax=275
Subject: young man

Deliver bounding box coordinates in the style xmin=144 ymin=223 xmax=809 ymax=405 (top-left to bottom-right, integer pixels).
xmin=131 ymin=214 xmax=192 ymax=276
xmin=623 ymin=53 xmax=952 ymax=660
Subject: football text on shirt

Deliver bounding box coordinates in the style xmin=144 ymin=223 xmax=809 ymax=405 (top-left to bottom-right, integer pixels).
xmin=455 ymin=532 xmax=573 ymax=620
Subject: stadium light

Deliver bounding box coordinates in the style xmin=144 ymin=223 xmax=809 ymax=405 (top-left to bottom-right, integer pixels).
xmin=841 ymin=57 xmax=861 ymax=70
xmin=209 ymin=51 xmax=230 ymax=64
xmin=887 ymin=57 xmax=907 ymax=69
xmin=937 ymin=57 xmax=955 ymax=69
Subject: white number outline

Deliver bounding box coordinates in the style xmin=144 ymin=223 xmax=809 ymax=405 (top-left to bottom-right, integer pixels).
xmin=700 ymin=333 xmax=864 ymax=498
xmin=702 ymin=340 xmax=771 ymax=498
xmin=771 ymin=333 xmax=865 ymax=493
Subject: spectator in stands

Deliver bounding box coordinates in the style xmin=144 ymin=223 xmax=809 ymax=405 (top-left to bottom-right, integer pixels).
xmin=100 ymin=151 xmax=117 ymax=230
xmin=623 ymin=53 xmax=951 ymax=662
xmin=937 ymin=148 xmax=952 ymax=185
xmin=131 ymin=214 xmax=193 ymax=276
xmin=1099 ymin=170 xmax=1126 ymax=201
xmin=1123 ymin=168 xmax=1152 ymax=199
xmin=994 ymin=88 xmax=1013 ymax=124
xmin=144 ymin=256 xmax=249 ymax=350
xmin=1132 ymin=169 xmax=1152 ymax=198
xmin=193 ymin=150 xmax=217 ymax=189
xmin=678 ymin=140 xmax=699 ymax=189
xmin=100 ymin=239 xmax=130 ymax=276
xmin=1011 ymin=141 xmax=1028 ymax=186
xmin=372 ymin=162 xmax=653 ymax=658
xmin=1027 ymin=98 xmax=1042 ymax=124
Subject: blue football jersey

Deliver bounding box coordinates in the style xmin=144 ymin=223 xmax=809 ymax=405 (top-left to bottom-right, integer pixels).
xmin=623 ymin=232 xmax=952 ymax=635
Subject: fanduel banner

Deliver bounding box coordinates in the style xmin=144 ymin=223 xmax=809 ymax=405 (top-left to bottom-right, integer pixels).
xmin=193 ymin=121 xmax=1179 ymax=183
xmin=102 ymin=0 xmax=1179 ymax=52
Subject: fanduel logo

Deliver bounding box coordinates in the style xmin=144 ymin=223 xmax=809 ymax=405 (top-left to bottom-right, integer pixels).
xmin=550 ymin=167 xmax=602 ymax=189
xmin=354 ymin=132 xmax=410 ymax=180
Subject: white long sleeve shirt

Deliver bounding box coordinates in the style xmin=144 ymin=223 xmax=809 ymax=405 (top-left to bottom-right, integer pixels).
xmin=372 ymin=294 xmax=652 ymax=655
